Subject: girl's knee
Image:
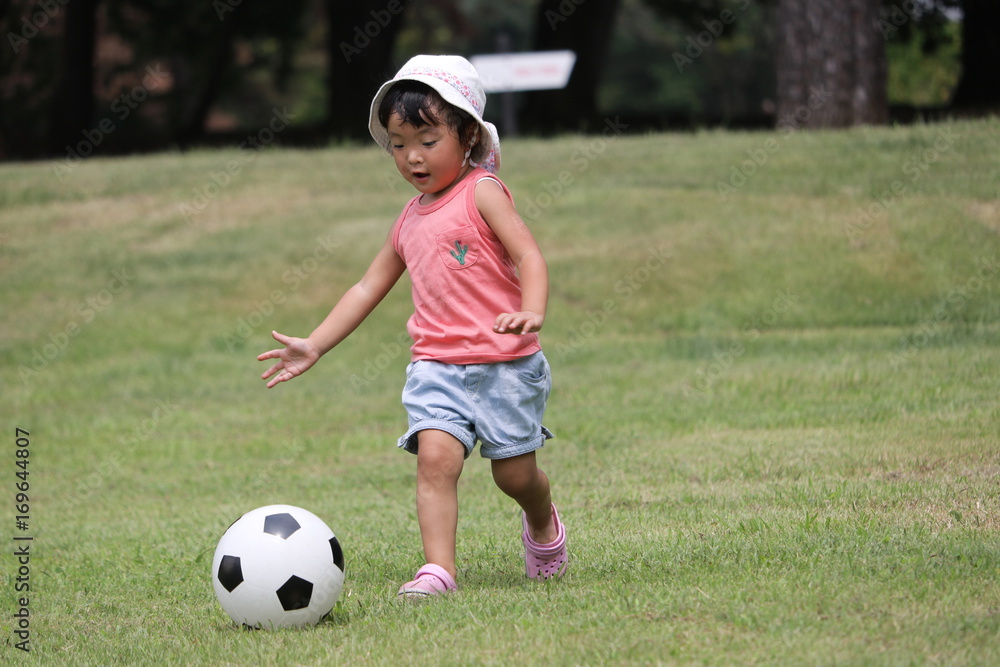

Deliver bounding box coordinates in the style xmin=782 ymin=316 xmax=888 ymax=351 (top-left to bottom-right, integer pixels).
xmin=416 ymin=431 xmax=465 ymax=483
xmin=492 ymin=456 xmax=546 ymax=499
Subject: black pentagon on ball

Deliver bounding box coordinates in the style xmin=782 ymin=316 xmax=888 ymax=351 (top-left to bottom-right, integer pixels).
xmin=276 ymin=575 xmax=313 ymax=611
xmin=329 ymin=537 xmax=345 ymax=572
xmin=217 ymin=555 xmax=244 ymax=592
xmin=263 ymin=513 xmax=301 ymax=540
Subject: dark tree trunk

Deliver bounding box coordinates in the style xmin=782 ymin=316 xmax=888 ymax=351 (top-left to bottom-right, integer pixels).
xmin=521 ymin=0 xmax=622 ymax=134
xmin=325 ymin=0 xmax=409 ymax=140
xmin=849 ymin=1 xmax=888 ymax=123
xmin=175 ymin=6 xmax=247 ymax=147
xmin=951 ymin=0 xmax=1000 ymax=109
xmin=48 ymin=0 xmax=99 ymax=154
xmin=774 ymin=0 xmax=887 ymax=129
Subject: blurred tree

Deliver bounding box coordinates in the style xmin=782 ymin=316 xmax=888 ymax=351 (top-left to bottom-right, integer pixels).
xmin=391 ymin=0 xmax=535 ymax=56
xmin=0 ymin=0 xmax=309 ymax=158
xmin=774 ymin=0 xmax=888 ymax=127
xmin=620 ymin=0 xmax=775 ymax=127
xmin=951 ymin=0 xmax=1000 ymax=108
xmin=647 ymin=0 xmax=975 ymax=124
xmin=0 ymin=0 xmax=992 ymax=159
xmin=324 ymin=0 xmax=410 ymax=139
xmin=883 ymin=10 xmax=960 ymax=108
xmin=521 ymin=0 xmax=623 ymax=133
xmin=48 ymin=0 xmax=99 ymax=154
xmin=1 ymin=1 xmax=96 ymax=157
xmin=108 ymin=0 xmax=308 ymax=146
xmin=644 ymin=0 xmax=753 ymax=29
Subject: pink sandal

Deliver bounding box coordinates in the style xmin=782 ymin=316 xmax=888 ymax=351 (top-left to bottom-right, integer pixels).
xmin=397 ymin=563 xmax=457 ymax=598
xmin=522 ymin=504 xmax=568 ymax=580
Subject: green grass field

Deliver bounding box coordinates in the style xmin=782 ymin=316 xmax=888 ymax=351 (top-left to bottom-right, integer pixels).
xmin=2 ymin=117 xmax=999 ymax=665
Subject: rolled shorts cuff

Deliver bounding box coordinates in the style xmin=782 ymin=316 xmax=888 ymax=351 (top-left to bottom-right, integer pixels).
xmin=397 ymin=419 xmax=477 ymax=457
xmin=484 ymin=426 xmax=555 ymax=461
xmin=397 ymin=422 xmax=555 ymax=460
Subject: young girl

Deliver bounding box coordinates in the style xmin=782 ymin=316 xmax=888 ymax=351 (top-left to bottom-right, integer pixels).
xmin=258 ymin=55 xmax=567 ymax=597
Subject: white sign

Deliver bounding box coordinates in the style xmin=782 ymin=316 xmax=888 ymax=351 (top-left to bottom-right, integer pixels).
xmin=470 ymin=50 xmax=577 ymax=93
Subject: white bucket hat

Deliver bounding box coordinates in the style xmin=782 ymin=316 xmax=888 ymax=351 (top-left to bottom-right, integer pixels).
xmin=369 ymin=55 xmax=501 ymax=173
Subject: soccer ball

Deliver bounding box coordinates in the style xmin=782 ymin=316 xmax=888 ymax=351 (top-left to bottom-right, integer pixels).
xmin=211 ymin=504 xmax=345 ymax=629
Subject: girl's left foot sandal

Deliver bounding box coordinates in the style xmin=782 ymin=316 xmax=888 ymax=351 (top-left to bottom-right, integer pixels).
xmin=522 ymin=504 xmax=568 ymax=580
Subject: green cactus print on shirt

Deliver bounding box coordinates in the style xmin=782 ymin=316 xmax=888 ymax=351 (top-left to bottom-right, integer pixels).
xmin=450 ymin=241 xmax=469 ymax=265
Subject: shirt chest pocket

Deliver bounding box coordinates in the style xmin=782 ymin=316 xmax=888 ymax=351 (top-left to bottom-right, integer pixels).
xmin=436 ymin=226 xmax=479 ymax=270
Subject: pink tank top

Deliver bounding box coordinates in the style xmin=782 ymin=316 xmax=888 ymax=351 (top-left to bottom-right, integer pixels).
xmin=391 ymin=168 xmax=541 ymax=364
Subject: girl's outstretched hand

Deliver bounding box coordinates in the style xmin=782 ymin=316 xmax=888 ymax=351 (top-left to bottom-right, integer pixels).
xmin=258 ymin=330 xmax=322 ymax=388
xmin=493 ymin=311 xmax=544 ymax=335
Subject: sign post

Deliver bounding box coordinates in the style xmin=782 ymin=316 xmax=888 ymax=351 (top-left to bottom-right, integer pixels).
xmin=470 ymin=50 xmax=576 ymax=136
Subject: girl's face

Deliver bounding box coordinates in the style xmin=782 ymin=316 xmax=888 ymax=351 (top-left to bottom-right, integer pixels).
xmin=387 ymin=108 xmax=472 ymax=203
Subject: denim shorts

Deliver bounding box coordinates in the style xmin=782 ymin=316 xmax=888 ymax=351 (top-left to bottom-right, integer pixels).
xmin=398 ymin=351 xmax=554 ymax=460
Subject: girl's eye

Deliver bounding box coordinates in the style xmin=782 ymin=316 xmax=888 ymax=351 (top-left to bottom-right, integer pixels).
xmin=391 ymin=144 xmax=404 ymax=150
xmin=423 ymin=141 xmax=437 ymax=147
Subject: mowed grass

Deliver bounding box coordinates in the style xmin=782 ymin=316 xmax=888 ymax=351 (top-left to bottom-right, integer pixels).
xmin=2 ymin=117 xmax=999 ymax=665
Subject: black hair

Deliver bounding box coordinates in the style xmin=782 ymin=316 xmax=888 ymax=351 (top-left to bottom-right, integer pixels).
xmin=377 ymin=80 xmax=478 ymax=148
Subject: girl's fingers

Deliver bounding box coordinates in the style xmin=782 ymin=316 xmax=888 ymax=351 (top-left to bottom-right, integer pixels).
xmin=261 ymin=361 xmax=284 ymax=380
